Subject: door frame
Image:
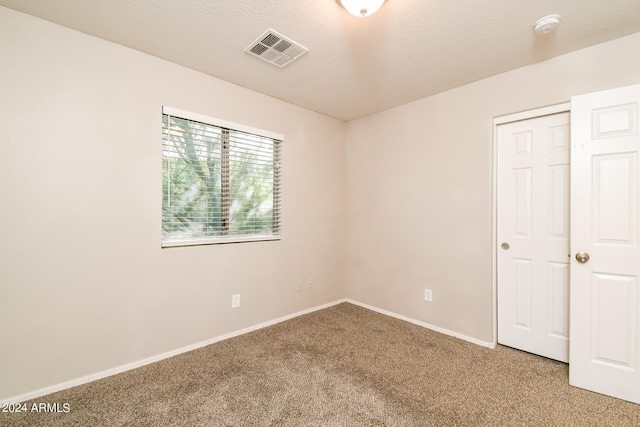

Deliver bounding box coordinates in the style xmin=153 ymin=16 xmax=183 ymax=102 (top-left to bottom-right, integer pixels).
xmin=491 ymin=102 xmax=571 ymax=348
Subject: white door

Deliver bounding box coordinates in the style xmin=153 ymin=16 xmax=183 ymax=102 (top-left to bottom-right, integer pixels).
xmin=569 ymin=84 xmax=640 ymax=404
xmin=497 ymin=111 xmax=571 ymax=362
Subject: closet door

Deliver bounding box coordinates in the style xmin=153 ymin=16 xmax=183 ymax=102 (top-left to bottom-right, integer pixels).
xmin=497 ymin=111 xmax=570 ymax=363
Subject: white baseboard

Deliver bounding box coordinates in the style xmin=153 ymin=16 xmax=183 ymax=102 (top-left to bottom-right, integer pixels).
xmin=345 ymin=299 xmax=495 ymax=348
xmin=1 ymin=299 xmax=348 ymax=405
xmin=2 ymin=297 xmax=493 ymax=404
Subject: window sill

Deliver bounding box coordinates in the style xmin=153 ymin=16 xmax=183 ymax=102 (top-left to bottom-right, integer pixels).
xmin=161 ymin=235 xmax=281 ymax=248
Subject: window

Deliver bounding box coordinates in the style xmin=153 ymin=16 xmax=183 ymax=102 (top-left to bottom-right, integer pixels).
xmin=162 ymin=107 xmax=282 ymax=247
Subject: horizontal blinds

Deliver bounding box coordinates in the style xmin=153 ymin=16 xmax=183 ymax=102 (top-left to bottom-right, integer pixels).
xmin=162 ymin=106 xmax=283 ymax=141
xmin=162 ymin=110 xmax=282 ymax=246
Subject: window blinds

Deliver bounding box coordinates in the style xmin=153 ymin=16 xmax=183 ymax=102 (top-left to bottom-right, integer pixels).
xmin=162 ymin=107 xmax=282 ymax=247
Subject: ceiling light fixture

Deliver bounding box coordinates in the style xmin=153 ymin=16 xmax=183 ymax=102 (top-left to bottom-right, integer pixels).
xmin=336 ymin=0 xmax=387 ymax=18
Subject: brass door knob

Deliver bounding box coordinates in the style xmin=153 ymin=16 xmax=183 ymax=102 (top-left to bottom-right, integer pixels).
xmin=575 ymin=252 xmax=590 ymax=263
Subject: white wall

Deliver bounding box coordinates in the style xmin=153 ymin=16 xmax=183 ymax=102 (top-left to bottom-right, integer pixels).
xmin=345 ymin=32 xmax=640 ymax=344
xmin=0 ymin=7 xmax=346 ymax=401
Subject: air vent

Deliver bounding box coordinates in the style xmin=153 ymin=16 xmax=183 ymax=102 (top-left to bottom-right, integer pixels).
xmin=245 ymin=29 xmax=308 ymax=68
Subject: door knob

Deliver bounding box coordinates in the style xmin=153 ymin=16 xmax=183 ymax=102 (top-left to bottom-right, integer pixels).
xmin=575 ymin=252 xmax=590 ymax=263
xmin=501 ymin=243 xmax=510 ymax=250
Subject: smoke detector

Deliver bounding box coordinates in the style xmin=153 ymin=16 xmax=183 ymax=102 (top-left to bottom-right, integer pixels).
xmin=245 ymin=29 xmax=308 ymax=68
xmin=534 ymin=14 xmax=561 ymax=35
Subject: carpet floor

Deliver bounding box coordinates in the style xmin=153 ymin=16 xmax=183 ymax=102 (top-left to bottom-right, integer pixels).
xmin=2 ymin=302 xmax=639 ymax=426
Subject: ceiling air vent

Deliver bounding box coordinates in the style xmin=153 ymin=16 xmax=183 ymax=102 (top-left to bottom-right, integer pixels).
xmin=245 ymin=29 xmax=308 ymax=68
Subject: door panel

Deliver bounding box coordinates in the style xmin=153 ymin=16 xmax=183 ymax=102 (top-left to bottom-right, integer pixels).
xmin=513 ymin=167 xmax=532 ymax=237
xmin=497 ymin=112 xmax=570 ymax=362
xmin=548 ymin=261 xmax=569 ymax=339
xmin=548 ymin=164 xmax=569 ymax=238
xmin=513 ymin=258 xmax=532 ymax=328
xmin=593 ymin=153 xmax=637 ymax=244
xmin=570 ymin=83 xmax=640 ymax=404
xmin=591 ymin=273 xmax=636 ymax=367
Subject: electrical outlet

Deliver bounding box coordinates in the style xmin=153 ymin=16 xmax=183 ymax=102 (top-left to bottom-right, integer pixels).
xmin=232 ymin=294 xmax=241 ymax=308
xmin=424 ymin=289 xmax=433 ymax=302
xmin=307 ymin=277 xmax=313 ymax=289
xmin=297 ymin=280 xmax=303 ymax=292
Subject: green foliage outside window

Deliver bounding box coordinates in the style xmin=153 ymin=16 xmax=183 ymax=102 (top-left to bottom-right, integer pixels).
xmin=162 ymin=114 xmax=281 ymax=246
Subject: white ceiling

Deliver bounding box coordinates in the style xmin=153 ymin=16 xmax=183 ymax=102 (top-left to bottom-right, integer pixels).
xmin=2 ymin=0 xmax=640 ymax=121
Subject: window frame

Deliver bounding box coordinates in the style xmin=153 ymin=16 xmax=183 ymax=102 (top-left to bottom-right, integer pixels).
xmin=161 ymin=106 xmax=283 ymax=248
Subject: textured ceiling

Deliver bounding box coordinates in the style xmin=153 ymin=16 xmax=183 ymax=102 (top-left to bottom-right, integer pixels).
xmin=2 ymin=0 xmax=640 ymax=121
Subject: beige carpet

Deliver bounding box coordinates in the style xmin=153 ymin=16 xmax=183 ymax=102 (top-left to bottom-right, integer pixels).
xmin=2 ymin=302 xmax=639 ymax=426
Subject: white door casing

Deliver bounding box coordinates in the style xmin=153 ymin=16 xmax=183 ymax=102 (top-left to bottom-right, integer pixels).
xmin=569 ymin=84 xmax=640 ymax=404
xmin=497 ymin=111 xmax=571 ymax=363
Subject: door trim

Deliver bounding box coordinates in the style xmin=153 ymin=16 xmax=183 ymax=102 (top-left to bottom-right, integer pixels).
xmin=491 ymin=102 xmax=571 ymax=348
